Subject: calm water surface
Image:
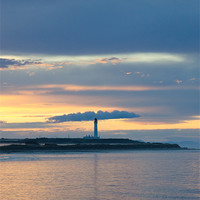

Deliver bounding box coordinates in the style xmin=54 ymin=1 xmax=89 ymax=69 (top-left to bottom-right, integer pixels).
xmin=0 ymin=150 xmax=199 ymax=200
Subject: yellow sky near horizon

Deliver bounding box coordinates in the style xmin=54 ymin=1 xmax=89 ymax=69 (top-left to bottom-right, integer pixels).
xmin=1 ymin=92 xmax=200 ymax=133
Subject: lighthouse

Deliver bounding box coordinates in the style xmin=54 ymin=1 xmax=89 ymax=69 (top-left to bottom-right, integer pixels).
xmin=94 ymin=118 xmax=98 ymax=138
xmin=83 ymin=118 xmax=100 ymax=139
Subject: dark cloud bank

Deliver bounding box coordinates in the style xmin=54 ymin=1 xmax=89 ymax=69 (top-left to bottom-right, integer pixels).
xmin=48 ymin=110 xmax=140 ymax=123
xmin=1 ymin=0 xmax=198 ymax=55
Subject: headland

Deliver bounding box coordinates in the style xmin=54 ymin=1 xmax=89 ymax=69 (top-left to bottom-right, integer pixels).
xmin=0 ymin=138 xmax=182 ymax=153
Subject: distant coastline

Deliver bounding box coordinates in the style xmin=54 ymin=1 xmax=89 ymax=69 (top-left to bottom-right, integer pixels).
xmin=0 ymin=138 xmax=183 ymax=153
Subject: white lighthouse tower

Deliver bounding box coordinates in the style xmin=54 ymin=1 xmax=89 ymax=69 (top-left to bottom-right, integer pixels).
xmin=94 ymin=118 xmax=99 ymax=138
xmin=83 ymin=118 xmax=100 ymax=139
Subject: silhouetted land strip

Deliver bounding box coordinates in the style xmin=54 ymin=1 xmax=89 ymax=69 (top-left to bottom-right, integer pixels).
xmin=0 ymin=138 xmax=182 ymax=153
xmin=1 ymin=138 xmax=140 ymax=144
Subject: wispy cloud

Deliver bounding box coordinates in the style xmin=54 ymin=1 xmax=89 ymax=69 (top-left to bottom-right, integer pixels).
xmin=0 ymin=52 xmax=187 ymax=71
xmin=0 ymin=58 xmax=42 ymax=69
xmin=1 ymin=84 xmax=199 ymax=97
xmin=95 ymin=57 xmax=122 ymax=64
xmin=175 ymin=80 xmax=183 ymax=85
xmin=35 ymin=84 xmax=172 ymax=92
xmin=48 ymin=110 xmax=140 ymax=123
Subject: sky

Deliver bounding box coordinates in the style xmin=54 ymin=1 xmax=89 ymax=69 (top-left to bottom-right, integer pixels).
xmin=0 ymin=0 xmax=199 ymax=148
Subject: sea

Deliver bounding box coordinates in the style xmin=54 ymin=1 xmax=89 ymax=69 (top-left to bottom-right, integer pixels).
xmin=0 ymin=150 xmax=199 ymax=200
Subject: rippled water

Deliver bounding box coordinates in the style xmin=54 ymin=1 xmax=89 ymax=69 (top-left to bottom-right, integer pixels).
xmin=0 ymin=150 xmax=199 ymax=200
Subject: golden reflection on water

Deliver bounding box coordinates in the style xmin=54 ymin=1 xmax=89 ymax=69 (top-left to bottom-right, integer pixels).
xmin=0 ymin=151 xmax=199 ymax=200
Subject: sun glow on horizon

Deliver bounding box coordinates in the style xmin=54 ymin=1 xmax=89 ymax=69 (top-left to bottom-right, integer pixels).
xmin=1 ymin=90 xmax=199 ymax=133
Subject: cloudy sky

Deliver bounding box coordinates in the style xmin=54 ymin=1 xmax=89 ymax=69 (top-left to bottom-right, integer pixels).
xmin=0 ymin=0 xmax=199 ymax=147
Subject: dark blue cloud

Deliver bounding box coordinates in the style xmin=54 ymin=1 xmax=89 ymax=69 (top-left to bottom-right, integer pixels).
xmin=1 ymin=0 xmax=199 ymax=55
xmin=0 ymin=58 xmax=42 ymax=68
xmin=48 ymin=110 xmax=140 ymax=123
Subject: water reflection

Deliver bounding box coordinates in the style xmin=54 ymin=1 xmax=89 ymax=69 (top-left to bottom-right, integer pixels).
xmin=0 ymin=151 xmax=199 ymax=200
xmin=93 ymin=153 xmax=98 ymax=200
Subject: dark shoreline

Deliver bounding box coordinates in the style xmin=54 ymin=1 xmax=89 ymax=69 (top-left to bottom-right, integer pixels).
xmin=0 ymin=138 xmax=183 ymax=153
xmin=0 ymin=144 xmax=182 ymax=153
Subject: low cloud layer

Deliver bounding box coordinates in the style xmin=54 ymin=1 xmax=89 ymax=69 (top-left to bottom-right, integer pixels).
xmin=48 ymin=110 xmax=140 ymax=123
